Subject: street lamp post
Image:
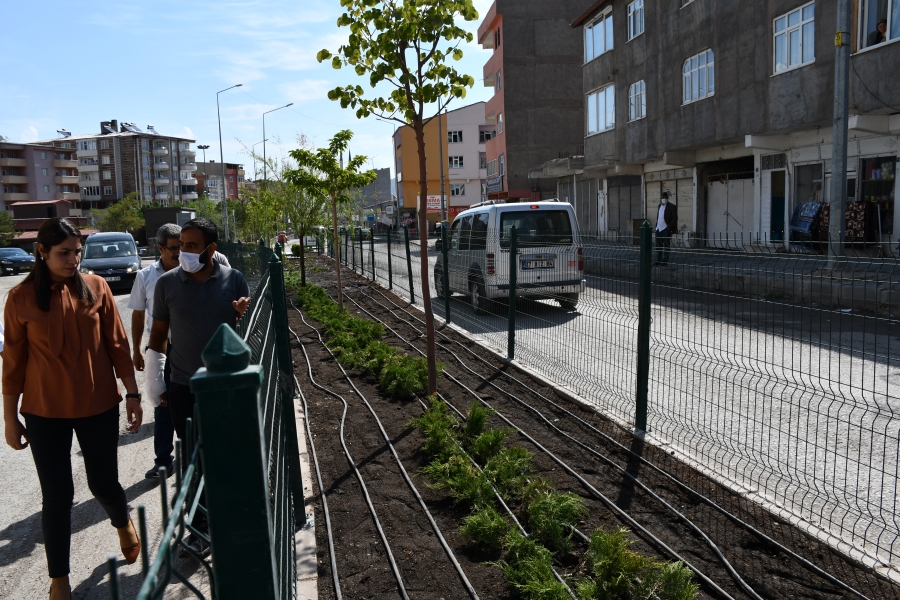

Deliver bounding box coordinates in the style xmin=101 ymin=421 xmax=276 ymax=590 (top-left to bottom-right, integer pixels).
xmin=262 ymin=103 xmax=293 ymax=183
xmin=252 ymin=139 xmax=268 ymax=181
xmin=217 ymin=83 xmax=242 ymax=241
xmin=197 ymin=144 xmax=210 ymax=197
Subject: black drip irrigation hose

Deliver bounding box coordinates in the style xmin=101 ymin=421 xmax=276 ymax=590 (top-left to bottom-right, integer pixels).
xmin=293 ymin=375 xmax=342 ymax=600
xmin=294 ymin=335 xmax=410 ymax=600
xmin=336 ymin=288 xmax=740 ymax=600
xmin=290 ymin=305 xmax=481 ymax=600
xmin=358 ymin=284 xmax=872 ymax=600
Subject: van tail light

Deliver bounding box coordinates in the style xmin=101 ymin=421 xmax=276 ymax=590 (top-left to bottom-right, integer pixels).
xmin=577 ymin=247 xmax=584 ymax=271
xmin=487 ymin=253 xmax=495 ymax=275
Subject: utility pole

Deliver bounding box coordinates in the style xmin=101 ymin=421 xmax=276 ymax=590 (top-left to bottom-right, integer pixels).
xmin=217 ymin=84 xmax=242 ymax=242
xmin=437 ymin=108 xmax=446 ymax=223
xmin=829 ymin=0 xmax=852 ymax=264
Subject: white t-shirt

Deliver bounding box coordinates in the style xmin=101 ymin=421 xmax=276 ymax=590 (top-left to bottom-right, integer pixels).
xmin=127 ymin=260 xmax=167 ymax=339
xmin=656 ymin=203 xmax=668 ymax=232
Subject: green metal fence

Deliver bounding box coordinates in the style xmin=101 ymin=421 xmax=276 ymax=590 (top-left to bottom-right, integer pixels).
xmin=108 ymin=253 xmax=304 ymax=600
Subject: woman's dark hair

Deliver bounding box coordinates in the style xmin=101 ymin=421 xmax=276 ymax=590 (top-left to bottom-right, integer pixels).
xmin=22 ymin=218 xmax=96 ymax=311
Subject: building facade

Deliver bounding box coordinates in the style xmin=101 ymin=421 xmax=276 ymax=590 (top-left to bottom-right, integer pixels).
xmin=395 ymin=102 xmax=492 ymax=228
xmin=477 ymin=0 xmax=590 ymax=203
xmin=195 ymin=161 xmax=244 ymax=201
xmin=530 ymin=0 xmax=900 ymax=255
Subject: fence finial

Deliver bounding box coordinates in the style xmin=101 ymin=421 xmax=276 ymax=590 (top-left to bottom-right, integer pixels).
xmin=201 ymin=324 xmax=251 ymax=372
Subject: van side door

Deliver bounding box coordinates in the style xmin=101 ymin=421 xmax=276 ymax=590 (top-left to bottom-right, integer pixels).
xmin=451 ymin=216 xmax=472 ymax=292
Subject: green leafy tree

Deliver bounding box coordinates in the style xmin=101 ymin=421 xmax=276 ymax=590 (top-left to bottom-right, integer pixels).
xmin=0 ymin=211 xmax=14 ymax=247
xmin=96 ymin=192 xmax=146 ymax=233
xmin=318 ymin=0 xmax=478 ymax=394
xmin=287 ymin=130 xmax=376 ymax=310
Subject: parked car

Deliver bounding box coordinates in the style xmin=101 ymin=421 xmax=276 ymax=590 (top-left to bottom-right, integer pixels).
xmin=433 ymin=200 xmax=585 ymax=312
xmin=0 ymin=247 xmax=35 ymax=275
xmin=79 ymin=232 xmax=142 ymax=292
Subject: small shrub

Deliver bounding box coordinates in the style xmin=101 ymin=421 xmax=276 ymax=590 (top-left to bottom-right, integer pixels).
xmin=380 ymin=354 xmax=437 ymax=400
xmin=653 ymin=561 xmax=699 ymax=600
xmin=468 ymin=428 xmax=513 ymax=465
xmin=462 ymin=401 xmax=494 ymax=441
xmin=460 ymin=506 xmax=510 ymax=551
xmin=291 ymin=243 xmax=301 ymax=257
xmin=526 ymin=491 xmax=587 ymax=554
xmin=409 ymin=397 xmax=459 ymax=459
xmin=497 ymin=531 xmax=571 ymax=600
xmin=420 ymin=454 xmax=494 ymax=509
xmin=484 ymin=447 xmax=533 ymax=500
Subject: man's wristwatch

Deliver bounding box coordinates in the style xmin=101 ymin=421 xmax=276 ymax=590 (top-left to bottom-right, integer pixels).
xmin=126 ymin=393 xmax=141 ymax=399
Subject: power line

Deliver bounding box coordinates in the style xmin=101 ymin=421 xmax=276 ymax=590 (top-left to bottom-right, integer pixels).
xmin=239 ymin=89 xmax=344 ymax=128
xmin=851 ymin=58 xmax=900 ymax=112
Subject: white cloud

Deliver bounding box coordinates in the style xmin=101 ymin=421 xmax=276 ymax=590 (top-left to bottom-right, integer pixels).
xmin=279 ymin=80 xmax=333 ymax=103
xmin=182 ymin=126 xmax=194 ymax=138
xmin=21 ymin=126 xmax=39 ymax=143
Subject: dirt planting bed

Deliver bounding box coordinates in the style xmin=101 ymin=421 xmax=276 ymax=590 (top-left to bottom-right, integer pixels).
xmin=290 ymin=255 xmax=899 ymax=600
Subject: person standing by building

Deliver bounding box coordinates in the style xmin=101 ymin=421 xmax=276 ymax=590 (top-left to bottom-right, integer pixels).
xmin=3 ymin=218 xmax=142 ymax=600
xmin=868 ymin=18 xmax=888 ymax=46
xmin=654 ymin=192 xmax=678 ymax=266
xmin=145 ymin=217 xmax=250 ymax=555
xmin=128 ymin=223 xmax=181 ymax=479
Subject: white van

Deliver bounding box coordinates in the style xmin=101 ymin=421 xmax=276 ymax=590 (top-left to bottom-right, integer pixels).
xmin=434 ymin=200 xmax=585 ymax=312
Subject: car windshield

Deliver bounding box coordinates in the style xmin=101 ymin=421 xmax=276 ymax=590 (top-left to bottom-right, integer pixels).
xmin=499 ymin=210 xmax=573 ymax=248
xmin=84 ymin=241 xmax=136 ymax=259
xmin=0 ymin=248 xmax=29 ymax=256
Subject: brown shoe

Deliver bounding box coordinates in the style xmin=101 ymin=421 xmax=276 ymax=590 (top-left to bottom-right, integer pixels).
xmin=120 ymin=517 xmax=141 ymax=565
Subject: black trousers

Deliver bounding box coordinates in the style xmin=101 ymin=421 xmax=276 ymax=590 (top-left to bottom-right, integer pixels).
xmin=655 ymin=228 xmax=673 ymax=265
xmin=167 ymin=381 xmax=208 ymax=531
xmin=23 ymin=407 xmax=128 ymax=578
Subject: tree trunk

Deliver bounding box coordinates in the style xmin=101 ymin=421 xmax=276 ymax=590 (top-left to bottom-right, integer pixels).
xmin=331 ymin=197 xmax=344 ymax=311
xmin=414 ymin=119 xmax=438 ymax=395
xmin=300 ymin=228 xmax=307 ymax=287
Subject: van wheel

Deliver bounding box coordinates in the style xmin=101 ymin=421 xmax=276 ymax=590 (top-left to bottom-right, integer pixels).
xmin=435 ymin=269 xmax=445 ymax=299
xmin=469 ymin=280 xmax=487 ymax=315
xmin=558 ymin=293 xmax=578 ymax=310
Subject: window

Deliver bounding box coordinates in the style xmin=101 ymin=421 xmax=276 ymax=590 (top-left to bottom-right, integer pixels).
xmin=154 ymin=141 xmax=165 ymax=149
xmin=41 ymin=168 xmax=48 ymax=176
xmin=154 ymin=156 xmax=165 ymax=164
xmin=584 ymin=10 xmax=614 ymax=61
xmin=775 ymin=2 xmax=815 ymax=72
xmin=499 ymin=154 xmax=506 ymax=176
xmin=43 ymin=185 xmax=50 ymax=193
xmin=40 ymin=152 xmax=46 ymax=159
xmin=141 ymin=140 xmax=149 ymax=151
xmin=683 ymin=49 xmax=715 ymax=104
xmin=143 ymin=171 xmax=151 ymax=181
xmin=479 ymin=130 xmax=495 ymax=143
xmin=100 ymin=140 xmax=109 ymax=150
xmin=179 ymin=142 xmax=188 ymax=151
xmin=449 ymin=156 xmax=464 ymax=169
xmin=181 ymin=171 xmax=190 ymax=180
xmin=238 ymin=175 xmax=244 ymax=182
xmin=448 ymin=131 xmax=463 ymax=143
xmin=229 ymin=176 xmax=233 ymax=182
xmin=62 ymin=143 xmax=71 ymax=149
xmin=156 ymin=186 xmax=167 ymax=194
xmin=142 ymin=155 xmax=150 ymax=166
xmin=102 ymin=171 xmax=111 ymax=180
xmin=103 ymin=186 xmax=113 ymax=195
xmin=496 ymin=71 xmax=502 ymax=90
xmin=486 ymin=159 xmax=498 ymax=177
xmin=629 ymin=81 xmax=646 ymax=121
xmin=628 ymin=0 xmax=644 ymax=40
xmin=81 ymin=186 xmax=100 ymax=196
xmin=76 ymin=140 xmax=97 ymax=151
xmin=81 ymin=172 xmax=98 ymax=181
xmin=859 ymin=0 xmax=899 ymax=49
xmin=471 ymin=213 xmax=489 ymax=250
xmin=587 ymin=85 xmax=616 ymax=134
xmin=498 ymin=113 xmax=504 ymax=133
xmin=102 ymin=155 xmax=110 ymax=165
xmin=450 ymin=183 xmax=465 ymax=196
xmin=480 ymin=154 xmax=488 ymax=169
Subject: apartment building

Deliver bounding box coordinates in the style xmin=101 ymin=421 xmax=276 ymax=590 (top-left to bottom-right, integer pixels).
xmin=195 ymin=161 xmax=245 ymax=201
xmin=476 ymin=0 xmax=590 ymax=203
xmin=529 ymin=0 xmax=900 ymax=255
xmin=34 ymin=120 xmax=198 ymax=210
xmin=0 ymin=140 xmax=78 ymax=209
xmin=394 ymin=102 xmax=492 ymax=229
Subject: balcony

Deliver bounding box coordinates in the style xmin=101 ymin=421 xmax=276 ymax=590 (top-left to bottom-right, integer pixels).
xmin=53 ymin=159 xmax=78 ymax=169
xmin=152 ymin=146 xmax=169 ymax=156
xmin=155 ymin=192 xmax=171 ymax=201
xmin=55 ymin=175 xmax=80 ymax=185
xmin=78 ymin=163 xmax=99 ymax=172
xmin=153 ymin=162 xmax=169 ymax=171
xmin=180 ymin=177 xmax=198 ymax=185
xmin=81 ymin=193 xmax=102 ymax=201
xmin=3 ymin=193 xmax=29 ymax=202
xmin=56 ymin=192 xmax=80 ymax=201
xmin=77 ymin=148 xmax=98 ymax=158
xmin=154 ymin=177 xmax=170 ymax=185
xmin=181 ymin=162 xmax=198 ymax=172
xmin=0 ymin=158 xmax=27 ymax=168
xmin=180 ymin=148 xmax=196 ymax=157
xmin=181 ymin=192 xmax=199 ymax=200
xmin=1 ymin=175 xmax=28 ymax=185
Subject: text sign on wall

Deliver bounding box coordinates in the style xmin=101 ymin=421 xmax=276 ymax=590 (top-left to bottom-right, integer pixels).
xmin=416 ymin=195 xmax=442 ymax=213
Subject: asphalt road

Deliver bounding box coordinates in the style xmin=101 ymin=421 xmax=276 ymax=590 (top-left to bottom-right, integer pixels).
xmin=342 ymin=236 xmax=900 ymax=569
xmin=0 ymin=263 xmax=209 ymax=599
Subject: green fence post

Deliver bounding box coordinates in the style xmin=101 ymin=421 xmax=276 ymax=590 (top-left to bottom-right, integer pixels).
xmin=442 ymin=223 xmax=451 ymax=324
xmin=191 ymin=325 xmax=278 ymax=600
xmin=507 ymin=225 xmax=518 ymax=361
xmin=358 ymin=229 xmax=364 ymax=276
xmin=635 ymin=220 xmax=652 ymax=433
xmin=269 ymin=255 xmax=307 ymax=526
xmin=387 ymin=230 xmax=393 ymax=290
xmin=404 ymin=225 xmax=415 ymax=304
xmin=370 ymin=230 xmax=376 ymax=280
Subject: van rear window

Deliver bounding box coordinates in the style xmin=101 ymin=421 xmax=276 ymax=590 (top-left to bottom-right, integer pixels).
xmin=499 ymin=210 xmax=573 ymax=248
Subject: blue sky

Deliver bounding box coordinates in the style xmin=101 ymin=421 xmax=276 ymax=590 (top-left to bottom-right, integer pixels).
xmin=1 ymin=0 xmax=494 ymax=178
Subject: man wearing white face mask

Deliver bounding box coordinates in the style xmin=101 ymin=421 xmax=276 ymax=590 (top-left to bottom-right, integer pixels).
xmin=144 ymin=217 xmax=250 ymax=556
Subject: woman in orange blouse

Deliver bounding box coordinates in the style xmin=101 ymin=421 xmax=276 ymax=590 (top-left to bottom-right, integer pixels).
xmin=3 ymin=218 xmax=143 ymax=600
